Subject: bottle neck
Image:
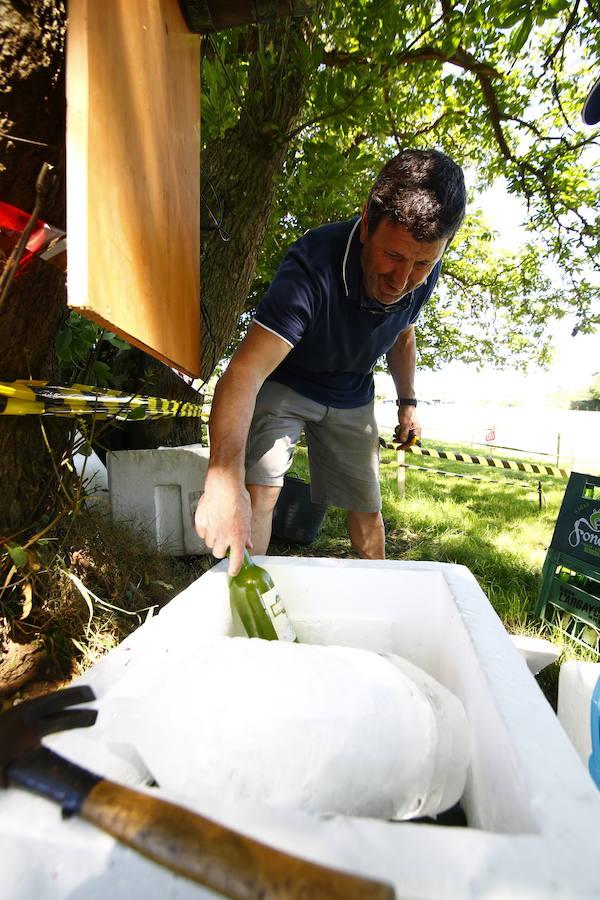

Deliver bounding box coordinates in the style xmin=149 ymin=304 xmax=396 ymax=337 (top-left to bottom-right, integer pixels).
xmin=242 ymin=548 xmax=253 ymax=568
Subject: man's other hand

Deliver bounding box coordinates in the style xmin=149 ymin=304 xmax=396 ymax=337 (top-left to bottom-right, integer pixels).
xmin=394 ymin=405 xmax=421 ymax=449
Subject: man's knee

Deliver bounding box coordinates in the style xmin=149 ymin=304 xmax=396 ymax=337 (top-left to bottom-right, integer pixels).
xmin=247 ymin=483 xmax=281 ymax=515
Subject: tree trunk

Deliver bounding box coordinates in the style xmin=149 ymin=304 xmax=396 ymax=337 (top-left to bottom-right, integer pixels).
xmin=0 ymin=0 xmax=69 ymax=535
xmin=199 ymin=21 xmax=307 ymax=380
xmin=0 ymin=8 xmax=309 ymax=531
xmin=0 ymin=2 xmax=202 ymax=522
xmin=98 ymin=349 xmax=206 ymax=453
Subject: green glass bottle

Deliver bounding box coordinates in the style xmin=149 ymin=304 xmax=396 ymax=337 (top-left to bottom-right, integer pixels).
xmin=574 ymin=573 xmax=591 ymax=591
xmin=228 ymin=549 xmax=298 ymax=642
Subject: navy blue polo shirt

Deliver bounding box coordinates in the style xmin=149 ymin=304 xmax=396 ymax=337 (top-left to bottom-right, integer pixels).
xmin=254 ymin=217 xmax=441 ymax=408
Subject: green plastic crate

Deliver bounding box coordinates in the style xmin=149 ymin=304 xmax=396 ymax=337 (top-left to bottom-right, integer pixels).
xmin=535 ymin=472 xmax=600 ymax=654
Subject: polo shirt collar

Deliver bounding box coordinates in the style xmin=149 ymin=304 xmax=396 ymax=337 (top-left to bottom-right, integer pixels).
xmin=341 ymin=215 xmax=418 ymax=314
xmin=341 ymin=217 xmax=363 ymax=300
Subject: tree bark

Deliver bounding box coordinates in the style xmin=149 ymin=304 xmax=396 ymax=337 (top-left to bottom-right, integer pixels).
xmin=0 ymin=637 xmax=48 ymax=698
xmin=199 ymin=21 xmax=307 ymax=380
xmin=98 ymin=349 xmax=206 ymax=453
xmin=0 ymin=8 xmax=309 ymax=530
xmin=0 ymin=1 xmax=69 ymax=534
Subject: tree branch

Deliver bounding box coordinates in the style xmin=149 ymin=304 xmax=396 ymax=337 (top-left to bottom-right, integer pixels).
xmin=583 ymin=0 xmax=600 ymax=23
xmin=285 ymin=80 xmax=374 ymax=141
xmin=400 ymin=46 xmax=501 ymax=79
xmin=414 ymin=109 xmax=467 ymax=135
xmin=476 ymin=72 xmax=516 ymax=161
xmin=546 ymin=0 xmax=581 ymax=67
xmin=322 ymin=44 xmax=501 ymax=80
xmin=288 ymin=42 xmax=501 ymax=141
xmin=440 ymin=0 xmax=454 ymax=24
xmin=383 ymin=87 xmax=404 ymax=152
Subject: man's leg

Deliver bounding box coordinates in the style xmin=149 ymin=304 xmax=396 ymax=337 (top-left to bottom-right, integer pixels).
xmin=245 ymin=383 xmax=326 ymax=554
xmin=247 ymin=483 xmax=282 ymax=554
xmin=347 ymin=509 xmax=385 ymax=559
xmin=305 ymin=402 xmax=382 ymax=558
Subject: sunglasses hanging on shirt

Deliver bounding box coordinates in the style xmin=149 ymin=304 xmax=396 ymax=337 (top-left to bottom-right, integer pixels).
xmin=358 ymin=290 xmax=415 ymax=316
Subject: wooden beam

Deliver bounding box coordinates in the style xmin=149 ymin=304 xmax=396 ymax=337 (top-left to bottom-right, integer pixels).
xmin=67 ymin=0 xmax=201 ymax=376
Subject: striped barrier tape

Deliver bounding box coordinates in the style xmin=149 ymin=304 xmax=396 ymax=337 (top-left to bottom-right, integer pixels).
xmin=382 ymin=440 xmax=569 ymax=478
xmin=0 ymin=380 xmax=208 ymax=421
xmin=406 ymin=445 xmax=570 ymax=478
xmin=396 ymin=462 xmax=533 ymax=489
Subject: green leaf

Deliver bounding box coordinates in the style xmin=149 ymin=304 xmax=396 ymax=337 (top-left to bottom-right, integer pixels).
xmin=103 ymin=333 xmax=132 ymax=351
xmin=76 ymin=442 xmax=93 ymax=457
xmin=499 ymin=9 xmax=529 ymax=29
xmin=543 ymin=0 xmax=571 ymax=17
xmin=91 ymin=360 xmax=112 ymax=386
xmin=8 ymin=543 xmax=28 ymax=569
xmin=55 ymin=325 xmax=73 ymax=361
xmin=126 ymin=406 xmax=146 ymax=420
xmin=509 ymin=13 xmax=534 ymax=54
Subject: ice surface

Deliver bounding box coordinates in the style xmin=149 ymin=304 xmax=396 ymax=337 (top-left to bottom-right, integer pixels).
xmin=94 ymin=636 xmax=470 ymax=820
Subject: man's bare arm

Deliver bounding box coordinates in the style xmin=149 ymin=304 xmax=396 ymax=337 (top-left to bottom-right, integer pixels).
xmin=195 ymin=323 xmax=291 ymax=575
xmin=385 ymin=325 xmax=420 ymax=447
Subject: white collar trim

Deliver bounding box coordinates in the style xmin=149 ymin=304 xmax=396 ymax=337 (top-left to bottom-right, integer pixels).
xmin=342 ymin=218 xmax=361 ymax=297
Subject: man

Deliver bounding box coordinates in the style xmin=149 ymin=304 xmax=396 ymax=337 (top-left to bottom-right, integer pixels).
xmin=195 ymin=149 xmax=467 ymax=575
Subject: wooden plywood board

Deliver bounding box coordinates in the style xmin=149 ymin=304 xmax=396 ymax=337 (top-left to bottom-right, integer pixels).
xmin=67 ymin=0 xmax=201 ymax=376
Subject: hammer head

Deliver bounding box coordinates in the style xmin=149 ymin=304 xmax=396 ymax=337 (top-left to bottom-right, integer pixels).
xmin=0 ymin=685 xmax=97 ymax=786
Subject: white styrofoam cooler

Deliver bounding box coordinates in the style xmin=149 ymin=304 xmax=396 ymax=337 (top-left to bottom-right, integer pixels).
xmin=2 ymin=558 xmax=600 ymax=899
xmin=107 ymin=444 xmax=210 ymax=555
xmin=558 ymin=659 xmax=600 ymax=768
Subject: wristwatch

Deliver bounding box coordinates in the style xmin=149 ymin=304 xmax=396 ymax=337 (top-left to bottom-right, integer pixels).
xmin=396 ymin=398 xmax=417 ymax=407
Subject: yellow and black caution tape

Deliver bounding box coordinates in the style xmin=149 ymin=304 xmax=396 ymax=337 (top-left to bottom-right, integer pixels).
xmin=397 ymin=462 xmax=532 ymax=489
xmin=388 ymin=442 xmax=570 ymax=478
xmin=0 ymin=380 xmax=208 ymax=422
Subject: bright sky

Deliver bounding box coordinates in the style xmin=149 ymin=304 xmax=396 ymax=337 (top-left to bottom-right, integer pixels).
xmin=482 ymin=179 xmax=598 ymax=391
xmin=426 ymin=176 xmax=599 ymax=401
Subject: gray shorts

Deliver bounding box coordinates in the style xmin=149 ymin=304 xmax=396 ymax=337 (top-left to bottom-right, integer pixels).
xmin=245 ymin=380 xmax=381 ymax=513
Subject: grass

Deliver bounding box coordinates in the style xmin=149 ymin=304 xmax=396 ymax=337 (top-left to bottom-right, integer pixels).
xmin=3 ymin=431 xmax=597 ymax=706
xmin=269 ymin=436 xmax=600 ymax=704
xmin=0 ymin=507 xmax=211 ymax=700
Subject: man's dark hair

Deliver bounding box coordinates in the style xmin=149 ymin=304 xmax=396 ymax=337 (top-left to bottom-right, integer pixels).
xmin=365 ymin=149 xmax=467 ymax=242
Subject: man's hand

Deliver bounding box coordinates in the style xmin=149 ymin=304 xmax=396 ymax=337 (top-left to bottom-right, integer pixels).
xmin=194 ymin=324 xmax=292 ymax=577
xmin=393 ymin=406 xmax=421 ymax=450
xmin=194 ymin=476 xmax=252 ymax=576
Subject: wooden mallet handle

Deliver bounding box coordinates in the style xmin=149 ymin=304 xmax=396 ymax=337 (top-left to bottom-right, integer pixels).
xmin=82 ymin=779 xmax=396 ymax=899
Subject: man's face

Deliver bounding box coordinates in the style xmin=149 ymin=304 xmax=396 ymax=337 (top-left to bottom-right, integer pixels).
xmin=359 ymin=210 xmax=447 ymax=305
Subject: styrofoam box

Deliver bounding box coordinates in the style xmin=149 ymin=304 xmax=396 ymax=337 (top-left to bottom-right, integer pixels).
xmin=2 ymin=558 xmax=600 ymax=899
xmin=509 ymin=634 xmax=561 ymax=675
xmin=107 ymin=444 xmax=210 ymax=555
xmin=558 ymin=659 xmax=600 ymax=767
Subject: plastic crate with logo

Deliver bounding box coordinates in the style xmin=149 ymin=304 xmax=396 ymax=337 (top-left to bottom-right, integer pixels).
xmin=535 ymin=472 xmax=600 ymax=653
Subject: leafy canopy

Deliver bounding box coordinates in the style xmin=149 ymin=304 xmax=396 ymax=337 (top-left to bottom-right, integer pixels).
xmin=201 ymin=0 xmax=600 ymax=370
